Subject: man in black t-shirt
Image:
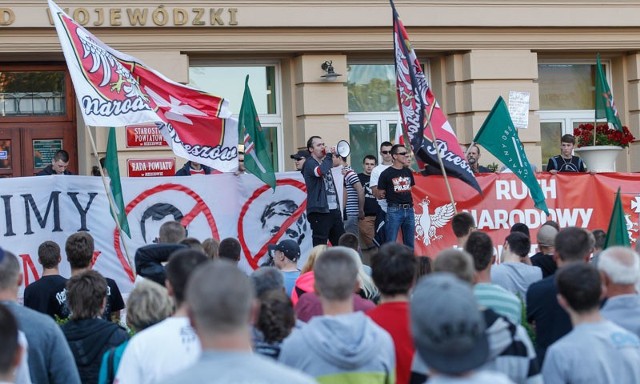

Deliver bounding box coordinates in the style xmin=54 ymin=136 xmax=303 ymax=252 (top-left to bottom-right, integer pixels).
xmin=24 ymin=241 xmax=68 ymax=320
xmin=546 ymin=134 xmax=586 ymax=173
xmin=377 ymin=145 xmax=415 ymax=249
xmin=62 ymin=232 xmax=125 ymax=322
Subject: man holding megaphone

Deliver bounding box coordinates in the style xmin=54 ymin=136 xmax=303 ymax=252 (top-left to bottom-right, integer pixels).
xmin=301 ymin=136 xmax=346 ymax=246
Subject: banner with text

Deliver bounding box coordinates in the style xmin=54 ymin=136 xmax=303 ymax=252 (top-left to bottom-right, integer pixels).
xmin=2 ymin=172 xmax=638 ymax=298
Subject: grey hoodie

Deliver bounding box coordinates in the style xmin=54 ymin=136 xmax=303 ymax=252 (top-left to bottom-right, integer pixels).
xmin=279 ymin=312 xmax=395 ymax=383
xmin=491 ymin=262 xmax=542 ymax=299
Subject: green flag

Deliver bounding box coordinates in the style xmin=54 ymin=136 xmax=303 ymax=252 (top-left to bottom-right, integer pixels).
xmin=474 ymin=97 xmax=549 ymax=215
xmin=105 ymin=127 xmax=130 ymax=237
xmin=595 ymin=53 xmax=623 ymax=131
xmin=604 ymin=188 xmax=630 ymax=249
xmin=238 ymin=75 xmax=276 ymax=190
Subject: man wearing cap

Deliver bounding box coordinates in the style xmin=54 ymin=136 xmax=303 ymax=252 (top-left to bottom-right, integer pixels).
xmin=410 ymin=273 xmax=512 ymax=383
xmin=269 ymin=240 xmax=301 ymax=297
xmin=530 ymin=224 xmax=559 ymax=278
xmin=290 ymin=149 xmax=309 ymax=171
xmin=427 ymin=249 xmax=541 ymax=384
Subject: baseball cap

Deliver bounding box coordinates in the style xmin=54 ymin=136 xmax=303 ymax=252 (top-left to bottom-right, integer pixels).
xmin=267 ymin=239 xmax=301 ymax=262
xmin=410 ymin=273 xmax=489 ymax=375
xmin=537 ymin=225 xmax=558 ymax=247
xmin=290 ymin=150 xmax=309 ymax=161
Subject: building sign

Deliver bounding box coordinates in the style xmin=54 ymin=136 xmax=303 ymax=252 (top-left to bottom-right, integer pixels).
xmin=33 ymin=139 xmax=63 ymax=168
xmin=127 ymin=158 xmax=175 ymax=177
xmin=126 ymin=124 xmax=168 ymax=147
xmin=0 ymin=6 xmax=239 ymax=27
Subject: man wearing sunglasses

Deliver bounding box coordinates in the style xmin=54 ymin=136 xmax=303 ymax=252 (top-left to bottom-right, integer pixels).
xmin=376 ymin=144 xmax=415 ymax=249
xmin=370 ymin=141 xmax=393 ymax=245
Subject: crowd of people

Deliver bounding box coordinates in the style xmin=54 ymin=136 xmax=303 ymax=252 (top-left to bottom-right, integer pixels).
xmin=1 ymin=135 xmax=634 ymax=383
xmin=1 ymin=211 xmax=639 ymax=383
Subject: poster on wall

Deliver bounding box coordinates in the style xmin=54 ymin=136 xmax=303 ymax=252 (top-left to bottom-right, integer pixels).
xmin=33 ymin=139 xmax=63 ymax=168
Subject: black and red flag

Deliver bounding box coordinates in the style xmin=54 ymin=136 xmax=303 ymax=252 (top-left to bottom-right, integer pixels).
xmin=391 ymin=0 xmax=481 ymax=194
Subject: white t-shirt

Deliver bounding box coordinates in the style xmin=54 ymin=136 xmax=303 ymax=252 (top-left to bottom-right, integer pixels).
xmin=369 ymin=164 xmax=391 ymax=212
xmin=115 ymin=316 xmax=201 ymax=384
xmin=16 ymin=331 xmax=31 ymax=384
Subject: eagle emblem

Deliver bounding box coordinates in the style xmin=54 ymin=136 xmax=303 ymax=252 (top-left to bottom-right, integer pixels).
xmin=414 ymin=198 xmax=456 ymax=246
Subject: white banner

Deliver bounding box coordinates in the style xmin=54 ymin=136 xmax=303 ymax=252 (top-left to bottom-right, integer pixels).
xmin=3 ymin=173 xmax=312 ymax=298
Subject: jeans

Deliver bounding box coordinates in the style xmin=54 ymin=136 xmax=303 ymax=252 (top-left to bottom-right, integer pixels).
xmin=385 ymin=205 xmax=415 ymax=249
xmin=344 ymin=216 xmax=360 ymax=238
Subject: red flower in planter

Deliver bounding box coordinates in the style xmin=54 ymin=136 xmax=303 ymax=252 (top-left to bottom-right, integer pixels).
xmin=573 ymin=123 xmax=635 ymax=148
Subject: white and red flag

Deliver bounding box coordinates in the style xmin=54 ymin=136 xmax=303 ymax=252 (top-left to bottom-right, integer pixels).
xmin=391 ymin=0 xmax=480 ymax=193
xmin=48 ymin=0 xmax=238 ymax=172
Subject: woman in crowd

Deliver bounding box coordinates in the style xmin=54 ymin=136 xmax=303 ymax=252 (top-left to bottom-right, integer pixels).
xmin=98 ymin=280 xmax=174 ymax=384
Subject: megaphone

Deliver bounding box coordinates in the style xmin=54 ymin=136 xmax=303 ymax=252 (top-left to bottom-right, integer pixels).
xmin=336 ymin=140 xmax=351 ymax=158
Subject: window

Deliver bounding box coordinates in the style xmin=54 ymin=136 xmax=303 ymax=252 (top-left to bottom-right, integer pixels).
xmin=347 ymin=64 xmax=397 ymax=172
xmin=0 ymin=71 xmax=66 ymax=116
xmin=537 ymin=61 xmax=608 ymax=170
xmin=347 ymin=62 xmax=427 ymax=172
xmin=347 ymin=64 xmax=398 ymax=113
xmin=188 ymin=64 xmax=282 ymax=171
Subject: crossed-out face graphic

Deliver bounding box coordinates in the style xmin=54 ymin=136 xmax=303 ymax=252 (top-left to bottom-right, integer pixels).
xmin=113 ymin=184 xmax=219 ymax=281
xmin=238 ymin=179 xmax=311 ymax=270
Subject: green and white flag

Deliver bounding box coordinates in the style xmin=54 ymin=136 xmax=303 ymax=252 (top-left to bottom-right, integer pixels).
xmin=105 ymin=127 xmax=131 ymax=237
xmin=474 ymin=97 xmax=549 ymax=215
xmin=604 ymin=188 xmax=630 ymax=249
xmin=239 ymin=75 xmax=276 ymax=190
xmin=595 ymin=53 xmax=623 ymax=131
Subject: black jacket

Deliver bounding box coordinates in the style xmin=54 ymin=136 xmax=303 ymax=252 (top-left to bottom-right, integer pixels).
xmin=62 ymin=318 xmax=128 ymax=384
xmin=36 ymin=164 xmax=73 ymax=175
xmin=135 ymin=243 xmax=188 ymax=285
xmin=175 ymin=161 xmax=212 ymax=176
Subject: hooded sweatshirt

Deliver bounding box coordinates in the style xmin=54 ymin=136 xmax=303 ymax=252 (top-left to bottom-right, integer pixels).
xmin=279 ymin=311 xmax=395 ymax=383
xmin=62 ymin=318 xmax=129 ymax=384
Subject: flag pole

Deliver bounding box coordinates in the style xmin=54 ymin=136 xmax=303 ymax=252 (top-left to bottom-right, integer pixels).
xmin=594 ymin=54 xmax=599 ymax=146
xmin=424 ymin=103 xmax=458 ymax=214
xmin=85 ymin=125 xmax=135 ymax=274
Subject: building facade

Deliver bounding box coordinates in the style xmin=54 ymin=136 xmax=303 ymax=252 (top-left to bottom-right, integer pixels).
xmin=1 ymin=0 xmax=640 ymax=177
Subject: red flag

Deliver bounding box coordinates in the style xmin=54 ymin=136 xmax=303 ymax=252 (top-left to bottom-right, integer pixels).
xmin=391 ymin=1 xmax=480 ymax=193
xmin=49 ymin=0 xmax=238 ymax=172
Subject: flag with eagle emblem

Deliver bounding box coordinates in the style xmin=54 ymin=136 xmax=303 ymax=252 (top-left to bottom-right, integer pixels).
xmin=48 ymin=0 xmax=238 ymax=172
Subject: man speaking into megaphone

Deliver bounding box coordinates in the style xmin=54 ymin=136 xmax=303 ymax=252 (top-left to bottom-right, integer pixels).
xmin=301 ymin=136 xmax=346 ymax=246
